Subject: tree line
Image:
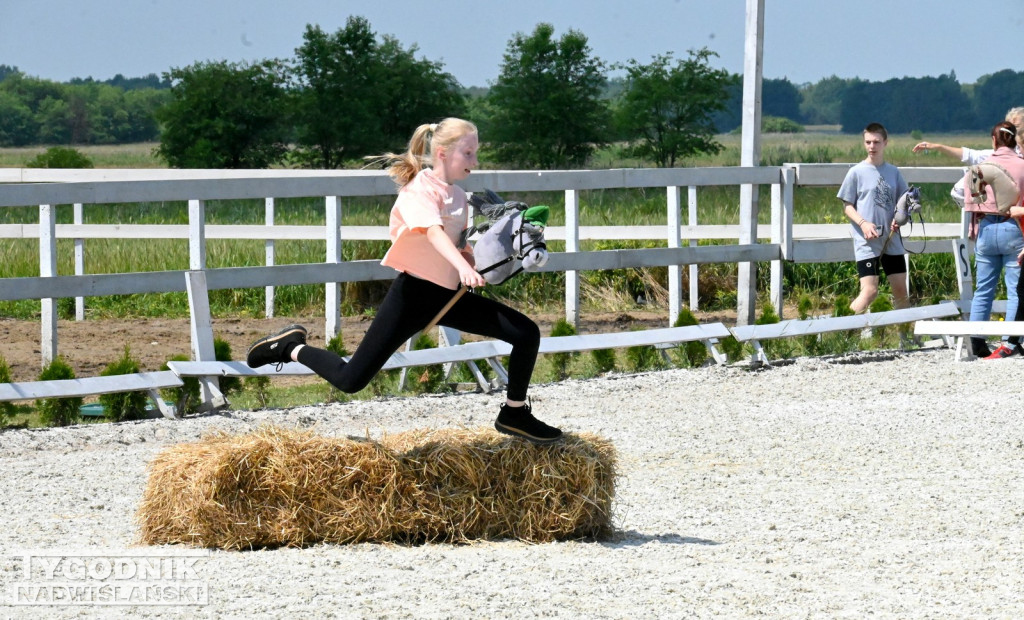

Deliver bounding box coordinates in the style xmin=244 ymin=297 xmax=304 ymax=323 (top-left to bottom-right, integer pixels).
xmin=2 ymin=17 xmax=1024 ymax=169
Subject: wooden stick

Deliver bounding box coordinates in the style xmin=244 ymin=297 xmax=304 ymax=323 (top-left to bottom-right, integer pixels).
xmin=422 ymin=285 xmax=467 ymax=334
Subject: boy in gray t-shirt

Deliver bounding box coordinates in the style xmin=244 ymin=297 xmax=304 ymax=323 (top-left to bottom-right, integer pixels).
xmin=837 ymin=122 xmax=909 ymax=314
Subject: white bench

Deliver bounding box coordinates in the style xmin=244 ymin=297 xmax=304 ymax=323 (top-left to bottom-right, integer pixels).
xmin=169 ymin=322 xmax=733 ymax=410
xmin=0 ymin=371 xmax=183 ymax=419
xmin=913 ymin=319 xmax=1024 ymax=360
xmin=730 ymin=303 xmax=961 ymax=365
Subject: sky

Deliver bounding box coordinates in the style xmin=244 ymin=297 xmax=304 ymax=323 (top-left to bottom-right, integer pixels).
xmin=3 ymin=0 xmax=1023 ymax=88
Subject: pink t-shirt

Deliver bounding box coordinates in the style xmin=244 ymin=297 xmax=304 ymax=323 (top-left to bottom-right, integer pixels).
xmin=380 ymin=168 xmax=472 ymax=290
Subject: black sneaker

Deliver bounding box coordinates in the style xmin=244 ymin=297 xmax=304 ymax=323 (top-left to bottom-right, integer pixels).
xmin=970 ymin=337 xmax=992 ymax=359
xmin=246 ymin=324 xmax=307 ymax=369
xmin=495 ymin=402 xmax=563 ymax=444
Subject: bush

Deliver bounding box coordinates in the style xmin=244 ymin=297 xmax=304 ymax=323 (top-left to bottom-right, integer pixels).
xmin=762 ymin=116 xmax=804 ymax=133
xmin=99 ymin=345 xmax=149 ymax=422
xmin=590 ymin=348 xmax=617 ymax=374
xmin=672 ymin=306 xmax=707 ymax=368
xmin=161 ymin=355 xmax=200 ymax=415
xmin=0 ymin=356 xmax=16 ymax=423
xmin=548 ymin=319 xmax=579 ymax=380
xmin=25 ymin=146 xmax=94 ymax=169
xmin=757 ymin=303 xmax=796 ymax=360
xmin=36 ymin=357 xmax=83 ymax=427
xmin=214 ymin=337 xmax=241 ymax=397
xmin=719 ymin=335 xmax=744 ymax=363
xmin=409 ymin=332 xmax=446 ymax=394
xmin=625 ymin=341 xmax=664 ymax=373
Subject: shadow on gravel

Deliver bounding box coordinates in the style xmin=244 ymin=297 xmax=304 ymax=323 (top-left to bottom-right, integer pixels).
xmin=605 ymin=531 xmax=721 ymax=548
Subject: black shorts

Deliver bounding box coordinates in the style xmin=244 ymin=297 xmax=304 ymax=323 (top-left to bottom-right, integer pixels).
xmin=856 ymin=254 xmax=907 ymax=278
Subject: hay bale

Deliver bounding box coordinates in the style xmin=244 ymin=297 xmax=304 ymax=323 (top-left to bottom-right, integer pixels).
xmin=137 ymin=425 xmax=616 ymax=549
xmin=384 ymin=428 xmax=616 ymax=543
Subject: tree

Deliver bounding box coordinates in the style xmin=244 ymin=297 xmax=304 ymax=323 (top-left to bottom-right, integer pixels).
xmin=973 ymin=69 xmax=1024 ymax=128
xmin=372 ymin=35 xmax=466 ymax=152
xmin=615 ymin=49 xmax=733 ymax=167
xmin=486 ymin=23 xmax=609 ymax=169
xmin=839 ymin=74 xmax=973 ymax=133
xmin=155 ymin=59 xmax=291 ymax=168
xmin=291 ymin=18 xmax=465 ymax=169
xmin=800 ymin=76 xmax=863 ymax=125
xmin=291 ymin=20 xmax=380 ymax=169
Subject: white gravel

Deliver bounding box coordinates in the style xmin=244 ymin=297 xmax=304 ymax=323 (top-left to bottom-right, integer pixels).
xmin=2 ymin=348 xmax=1024 ymax=618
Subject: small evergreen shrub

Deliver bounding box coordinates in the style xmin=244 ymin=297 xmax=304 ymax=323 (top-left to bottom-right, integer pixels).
xmin=0 ymin=356 xmax=16 ymax=423
xmin=719 ymin=335 xmax=744 ymax=363
xmin=625 ymin=342 xmax=664 ymax=373
xmin=672 ymin=306 xmax=707 ymax=368
xmin=548 ymin=319 xmax=579 ymax=380
xmin=36 ymin=357 xmax=83 ymax=427
xmin=99 ymin=345 xmax=148 ymax=422
xmin=757 ymin=303 xmax=796 ymax=360
xmin=590 ymin=348 xmax=617 ymax=374
xmin=410 ymin=332 xmax=446 ymax=394
xmin=161 ymin=355 xmax=200 ymax=415
xmin=214 ymin=338 xmax=240 ymax=397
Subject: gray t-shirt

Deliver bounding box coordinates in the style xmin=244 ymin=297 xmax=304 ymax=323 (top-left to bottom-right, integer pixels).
xmin=837 ymin=161 xmax=908 ymax=260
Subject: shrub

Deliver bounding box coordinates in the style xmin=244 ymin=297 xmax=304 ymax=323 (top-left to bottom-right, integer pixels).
xmin=757 ymin=303 xmax=796 ymax=360
xmin=214 ymin=338 xmax=241 ymax=397
xmin=625 ymin=341 xmax=664 ymax=373
xmin=99 ymin=345 xmax=149 ymax=422
xmin=590 ymin=348 xmax=617 ymax=374
xmin=410 ymin=332 xmax=446 ymax=394
xmin=719 ymin=335 xmax=744 ymax=363
xmin=548 ymin=319 xmax=579 ymax=380
xmin=672 ymin=306 xmax=707 ymax=368
xmin=762 ymin=116 xmax=804 ymax=134
xmin=25 ymin=146 xmax=94 ymax=169
xmin=36 ymin=357 xmax=83 ymax=427
xmin=161 ymin=355 xmax=200 ymax=415
xmin=0 ymin=356 xmax=16 ymax=423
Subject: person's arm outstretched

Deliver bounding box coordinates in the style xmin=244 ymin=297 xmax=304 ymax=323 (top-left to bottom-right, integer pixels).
xmin=912 ymin=141 xmax=964 ymax=159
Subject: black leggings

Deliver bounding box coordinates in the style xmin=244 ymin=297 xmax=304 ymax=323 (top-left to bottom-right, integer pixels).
xmin=295 ymin=273 xmax=540 ymax=400
xmin=1011 ymin=269 xmax=1024 ymax=346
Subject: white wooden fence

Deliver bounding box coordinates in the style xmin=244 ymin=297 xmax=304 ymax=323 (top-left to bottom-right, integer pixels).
xmin=0 ymin=164 xmax=970 ymax=372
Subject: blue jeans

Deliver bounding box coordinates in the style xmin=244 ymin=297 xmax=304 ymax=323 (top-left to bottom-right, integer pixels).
xmin=970 ymin=216 xmax=1024 ymax=339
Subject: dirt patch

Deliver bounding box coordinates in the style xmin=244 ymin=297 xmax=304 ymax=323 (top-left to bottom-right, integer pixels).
xmin=0 ymin=308 xmax=739 ymax=383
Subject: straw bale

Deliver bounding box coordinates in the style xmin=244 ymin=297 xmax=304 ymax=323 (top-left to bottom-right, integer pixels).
xmin=137 ymin=425 xmax=616 ymax=549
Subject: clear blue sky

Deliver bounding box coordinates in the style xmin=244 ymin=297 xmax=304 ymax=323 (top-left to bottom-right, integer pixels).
xmin=3 ymin=0 xmax=1022 ymax=87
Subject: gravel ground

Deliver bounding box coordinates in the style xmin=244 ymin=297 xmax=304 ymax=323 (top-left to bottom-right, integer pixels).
xmin=2 ymin=347 xmax=1024 ymax=619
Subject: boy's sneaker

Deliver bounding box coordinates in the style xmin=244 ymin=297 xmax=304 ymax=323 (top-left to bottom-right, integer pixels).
xmin=983 ymin=343 xmax=1023 ymax=360
xmin=246 ymin=324 xmax=307 ymax=369
xmin=495 ymin=402 xmax=563 ymax=445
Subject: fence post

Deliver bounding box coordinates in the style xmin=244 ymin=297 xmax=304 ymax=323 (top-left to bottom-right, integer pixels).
xmin=770 ymin=182 xmax=783 ymax=318
xmin=39 ymin=203 xmax=57 ymax=367
xmin=688 ymin=186 xmax=699 ymax=311
xmin=325 ymin=196 xmax=342 ymax=342
xmin=265 ymin=197 xmax=275 ymax=318
xmin=188 ymin=199 xmax=206 ymax=270
xmin=667 ymin=186 xmax=682 ymax=325
xmin=185 ymin=270 xmax=224 ymax=411
xmin=564 ymin=189 xmax=580 ymax=329
xmin=73 ymin=202 xmax=85 ymax=321
xmin=737 ymin=0 xmax=765 ymax=326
